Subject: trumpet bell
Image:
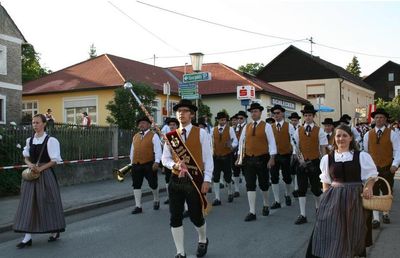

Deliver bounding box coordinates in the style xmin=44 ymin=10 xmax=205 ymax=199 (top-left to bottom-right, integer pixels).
xmin=113 ymin=164 xmax=132 ymax=182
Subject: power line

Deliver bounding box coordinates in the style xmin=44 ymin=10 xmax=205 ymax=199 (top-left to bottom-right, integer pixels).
xmin=314 ymin=42 xmax=400 ymax=59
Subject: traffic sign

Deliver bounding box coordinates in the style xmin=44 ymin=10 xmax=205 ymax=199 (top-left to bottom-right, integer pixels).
xmin=182 ymin=94 xmax=200 ymax=100
xmin=179 ymin=82 xmax=198 ymax=97
xmin=183 ymin=72 xmax=212 ymax=83
xmin=237 ymin=85 xmax=255 ymax=100
xmin=241 ymin=99 xmax=251 ymax=106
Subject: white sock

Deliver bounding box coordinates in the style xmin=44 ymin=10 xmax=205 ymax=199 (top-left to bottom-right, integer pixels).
xmin=293 ymin=175 xmax=298 ymax=190
xmin=171 ymin=226 xmax=185 ymax=255
xmin=152 ymin=187 xmax=159 ymax=202
xmin=373 ymin=211 xmax=380 ymax=221
xmin=184 ymin=202 xmax=188 ymax=212
xmin=247 ymin=191 xmax=256 ymax=214
xmin=195 ymin=223 xmax=207 ymax=243
xmin=227 ymin=182 xmax=233 ymax=195
xmin=165 ymin=183 xmax=169 ymax=197
xmin=262 ymin=190 xmax=269 ymax=206
xmin=133 ymin=189 xmax=142 ymax=208
xmin=213 ymin=183 xmax=220 ymax=200
xmin=233 ymin=177 xmax=240 ymax=192
xmin=299 ymin=197 xmax=306 ymax=217
xmin=314 ymin=195 xmax=321 ymax=209
xmin=271 ymin=184 xmax=280 ymax=203
xmin=284 ymin=184 xmax=291 ymax=196
xmin=383 ymin=211 xmax=389 ymax=216
xmin=22 ymin=233 xmax=32 ymax=243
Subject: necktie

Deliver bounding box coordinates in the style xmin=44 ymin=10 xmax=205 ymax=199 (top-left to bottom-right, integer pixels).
xmin=327 ymin=134 xmax=330 ymax=142
xmin=238 ymin=124 xmax=242 ymax=132
xmin=377 ymin=129 xmax=382 ymax=138
xmin=218 ymin=127 xmax=223 ymax=141
xmin=182 ymin=128 xmax=187 ymax=142
xmin=306 ymin=125 xmax=311 ymax=136
xmin=140 ymin=131 xmax=145 ymax=140
xmin=252 ymin=121 xmax=257 ymax=136
xmin=277 ymin=123 xmax=281 ymax=132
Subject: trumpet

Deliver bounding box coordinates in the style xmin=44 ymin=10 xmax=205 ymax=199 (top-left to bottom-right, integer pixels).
xmin=236 ymin=136 xmax=245 ymax=166
xmin=113 ymin=164 xmax=133 ymax=182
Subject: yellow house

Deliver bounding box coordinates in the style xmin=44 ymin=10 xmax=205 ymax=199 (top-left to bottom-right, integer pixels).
xmin=22 ymin=54 xmax=181 ymax=126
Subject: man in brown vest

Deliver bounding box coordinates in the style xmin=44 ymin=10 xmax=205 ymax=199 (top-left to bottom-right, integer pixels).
xmin=363 ymin=108 xmax=400 ymax=228
xmin=270 ymin=104 xmax=296 ymax=209
xmin=237 ymin=102 xmax=277 ymax=222
xmin=212 ymin=112 xmax=238 ymax=205
xmin=162 ymin=99 xmax=213 ymax=258
xmin=322 ymin=118 xmax=335 ymax=155
xmin=293 ymin=104 xmax=328 ymax=225
xmin=288 ymin=112 xmax=301 ymax=198
xmin=232 ymin=110 xmax=248 ymax=197
xmin=130 ymin=116 xmax=162 ymax=214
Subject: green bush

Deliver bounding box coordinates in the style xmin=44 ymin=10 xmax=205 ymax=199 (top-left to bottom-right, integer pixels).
xmin=0 ymin=170 xmax=21 ymax=196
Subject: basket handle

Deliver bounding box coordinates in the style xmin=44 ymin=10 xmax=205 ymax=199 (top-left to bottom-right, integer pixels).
xmin=364 ymin=176 xmax=392 ymax=196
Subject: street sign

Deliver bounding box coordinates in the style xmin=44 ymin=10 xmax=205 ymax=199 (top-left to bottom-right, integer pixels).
xmin=183 ymin=72 xmax=212 ymax=83
xmin=237 ymin=85 xmax=255 ymax=100
xmin=179 ymin=82 xmax=198 ymax=96
xmin=163 ymin=82 xmax=170 ymax=95
xmin=241 ymin=99 xmax=251 ymax=106
xmin=182 ymin=94 xmax=200 ymax=100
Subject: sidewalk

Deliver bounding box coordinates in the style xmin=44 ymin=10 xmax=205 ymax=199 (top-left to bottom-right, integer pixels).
xmin=0 ymin=179 xmax=161 ymax=233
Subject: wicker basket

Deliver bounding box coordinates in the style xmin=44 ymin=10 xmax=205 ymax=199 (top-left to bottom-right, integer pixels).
xmin=362 ymin=176 xmax=393 ymax=212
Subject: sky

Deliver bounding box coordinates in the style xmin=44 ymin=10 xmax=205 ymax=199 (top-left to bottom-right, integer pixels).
xmin=2 ymin=0 xmax=400 ymax=76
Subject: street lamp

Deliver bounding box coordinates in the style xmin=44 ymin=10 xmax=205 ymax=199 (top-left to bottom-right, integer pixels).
xmin=189 ymin=52 xmax=204 ymax=72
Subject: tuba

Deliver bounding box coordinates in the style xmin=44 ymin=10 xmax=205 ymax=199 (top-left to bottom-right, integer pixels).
xmin=113 ymin=164 xmax=133 ymax=182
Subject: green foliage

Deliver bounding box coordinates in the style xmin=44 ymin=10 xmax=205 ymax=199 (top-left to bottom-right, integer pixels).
xmin=22 ymin=43 xmax=51 ymax=83
xmin=238 ymin=63 xmax=265 ymax=76
xmin=89 ymin=43 xmax=97 ymax=59
xmin=346 ymin=56 xmax=362 ymax=78
xmin=198 ymin=100 xmax=212 ymax=120
xmin=376 ymin=96 xmax=400 ymax=121
xmin=220 ymin=109 xmax=230 ymax=118
xmin=106 ymin=82 xmax=156 ymax=130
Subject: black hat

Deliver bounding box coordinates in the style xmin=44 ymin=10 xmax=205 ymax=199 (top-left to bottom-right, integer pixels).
xmin=197 ymin=118 xmax=207 ymax=127
xmin=270 ymin=104 xmax=286 ymax=113
xmin=173 ymin=99 xmax=198 ymax=112
xmin=333 ymin=120 xmax=341 ymax=127
xmin=216 ymin=112 xmax=229 ymax=120
xmin=341 ymin=114 xmax=352 ymax=121
xmin=301 ymin=104 xmax=317 ymax=114
xmin=230 ymin=114 xmax=238 ymax=121
xmin=136 ymin=116 xmax=151 ymax=125
xmin=371 ymin=108 xmax=389 ymax=118
xmin=236 ymin=110 xmax=248 ymax=118
xmin=247 ymin=102 xmax=264 ymax=112
xmin=288 ymin=112 xmax=301 ymax=120
xmin=338 ymin=117 xmax=350 ymax=125
xmin=265 ymin=117 xmax=275 ymax=124
xmin=321 ymin=118 xmax=334 ymax=125
xmin=166 ymin=117 xmax=179 ymax=125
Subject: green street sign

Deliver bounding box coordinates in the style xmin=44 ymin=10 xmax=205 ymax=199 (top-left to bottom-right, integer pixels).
xmin=182 ymin=94 xmax=200 ymax=100
xmin=183 ymin=72 xmax=211 ymax=83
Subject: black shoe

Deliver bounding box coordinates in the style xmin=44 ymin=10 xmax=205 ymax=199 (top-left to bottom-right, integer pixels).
xmin=48 ymin=232 xmax=60 ymax=242
xmin=234 ymin=191 xmax=240 ymax=198
xmin=228 ymin=194 xmax=234 ymax=203
xmin=382 ymin=214 xmax=391 ymax=224
xmin=262 ymin=206 xmax=270 ymax=216
xmin=372 ymin=220 xmax=380 ymax=229
xmin=164 ymin=199 xmax=169 ymax=205
xmin=153 ymin=201 xmax=160 ymax=210
xmin=212 ymin=199 xmax=221 ymax=206
xmin=196 ymin=238 xmax=209 ymax=257
xmin=219 ymin=183 xmax=225 ymax=189
xmin=270 ymin=202 xmax=281 ymax=209
xmin=292 ymin=190 xmax=299 ymax=198
xmin=244 ymin=213 xmax=257 ymax=222
xmin=16 ymin=239 xmax=32 ymax=249
xmin=131 ymin=207 xmax=143 ymax=214
xmin=285 ymin=195 xmax=292 ymax=206
xmin=294 ymin=215 xmax=307 ymax=225
xmin=175 ymin=254 xmax=186 ymax=258
xmin=183 ymin=210 xmax=189 ymax=218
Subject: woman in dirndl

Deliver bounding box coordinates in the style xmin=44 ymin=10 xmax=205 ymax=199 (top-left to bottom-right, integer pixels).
xmin=13 ymin=114 xmax=65 ymax=248
xmin=306 ymin=125 xmax=378 ymax=258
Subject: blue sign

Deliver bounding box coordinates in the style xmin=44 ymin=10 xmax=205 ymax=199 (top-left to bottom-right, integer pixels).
xmin=241 ymin=99 xmax=251 ymax=106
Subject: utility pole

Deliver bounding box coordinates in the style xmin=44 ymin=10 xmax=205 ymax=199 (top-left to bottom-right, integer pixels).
xmin=153 ymin=54 xmax=156 ymax=66
xmin=308 ymin=37 xmax=315 ymax=57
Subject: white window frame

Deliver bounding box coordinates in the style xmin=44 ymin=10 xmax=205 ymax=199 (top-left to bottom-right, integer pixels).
xmin=0 ymin=94 xmax=6 ymax=124
xmin=0 ymin=44 xmax=6 ymax=75
xmin=22 ymin=100 xmax=39 ymax=119
xmin=151 ymin=98 xmax=161 ymax=125
xmin=62 ymin=95 xmax=98 ymax=125
xmin=395 ymin=86 xmax=400 ymax=97
xmin=388 ymin=73 xmax=394 ymax=82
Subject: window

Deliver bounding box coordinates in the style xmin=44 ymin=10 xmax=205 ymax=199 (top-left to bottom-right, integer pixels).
xmin=395 ymin=86 xmax=400 ymax=97
xmin=0 ymin=95 xmax=5 ymax=124
xmin=388 ymin=73 xmax=394 ymax=82
xmin=64 ymin=97 xmax=97 ymax=125
xmin=22 ymin=101 xmax=39 ymax=120
xmin=0 ymin=45 xmax=6 ymax=75
xmin=151 ymin=99 xmax=161 ymax=125
xmin=306 ymin=94 xmax=325 ymax=106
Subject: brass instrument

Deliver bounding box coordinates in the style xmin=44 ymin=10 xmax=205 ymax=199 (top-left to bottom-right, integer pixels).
xmin=113 ymin=164 xmax=133 ymax=182
xmin=236 ymin=135 xmax=245 ymax=166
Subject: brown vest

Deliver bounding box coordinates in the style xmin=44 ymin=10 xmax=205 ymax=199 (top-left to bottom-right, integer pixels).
xmin=180 ymin=126 xmax=204 ymax=171
xmin=245 ymin=121 xmax=269 ymax=156
xmin=325 ymin=133 xmax=334 ymax=154
xmin=299 ymin=125 xmax=320 ymax=160
xmin=272 ymin=122 xmax=292 ymax=155
xmin=213 ymin=126 xmax=231 ymax=156
xmin=132 ymin=131 xmax=155 ymax=164
xmin=368 ymin=128 xmax=393 ymax=168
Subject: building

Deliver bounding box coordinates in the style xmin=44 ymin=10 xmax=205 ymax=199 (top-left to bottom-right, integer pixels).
xmin=257 ymin=45 xmax=375 ymax=124
xmin=364 ymin=61 xmax=400 ymax=101
xmin=0 ymin=4 xmax=26 ymax=124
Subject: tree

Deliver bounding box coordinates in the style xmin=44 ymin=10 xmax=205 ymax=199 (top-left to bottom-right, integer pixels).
xmin=106 ymin=82 xmax=156 ymax=130
xmin=346 ymin=56 xmax=362 ymax=78
xmin=238 ymin=63 xmax=265 ymax=76
xmin=88 ymin=43 xmax=97 ymax=59
xmin=198 ymin=100 xmax=212 ymax=121
xmin=375 ymin=96 xmax=400 ymax=121
xmin=22 ymin=43 xmax=51 ymax=83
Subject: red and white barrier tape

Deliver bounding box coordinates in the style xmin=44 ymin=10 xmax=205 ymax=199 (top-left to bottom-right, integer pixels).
xmin=0 ymin=156 xmax=130 ymax=171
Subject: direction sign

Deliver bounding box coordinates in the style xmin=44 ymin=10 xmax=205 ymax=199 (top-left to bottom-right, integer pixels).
xmin=183 ymin=72 xmax=212 ymax=83
xmin=182 ymin=94 xmax=200 ymax=100
xmin=179 ymin=82 xmax=198 ymax=96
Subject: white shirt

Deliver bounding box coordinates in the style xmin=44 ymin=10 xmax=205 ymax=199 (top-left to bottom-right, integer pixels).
xmin=161 ymin=124 xmax=171 ymax=135
xmin=320 ymin=151 xmax=378 ymax=184
xmin=162 ymin=124 xmax=214 ymax=182
xmin=362 ymin=125 xmax=400 ymax=167
xmin=23 ymin=132 xmax=62 ymax=163
xmin=293 ymin=122 xmax=328 ymax=149
xmin=130 ymin=129 xmax=162 ymax=163
xmin=238 ymin=119 xmax=277 ymax=156
xmin=351 ymin=126 xmax=362 ymax=143
xmin=215 ymin=125 xmax=238 ymax=150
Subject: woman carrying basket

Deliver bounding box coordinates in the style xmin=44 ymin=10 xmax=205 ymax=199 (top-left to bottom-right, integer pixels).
xmin=306 ymin=125 xmax=378 ymax=257
xmin=13 ymin=114 xmax=65 ymax=248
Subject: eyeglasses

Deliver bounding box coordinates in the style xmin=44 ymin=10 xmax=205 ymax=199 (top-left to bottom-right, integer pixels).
xmin=237 ymin=117 xmax=244 ymax=120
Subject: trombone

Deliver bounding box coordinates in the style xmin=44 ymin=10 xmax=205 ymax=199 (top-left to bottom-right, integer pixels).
xmin=113 ymin=164 xmax=132 ymax=182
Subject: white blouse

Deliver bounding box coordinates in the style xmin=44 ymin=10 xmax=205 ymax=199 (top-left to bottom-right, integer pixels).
xmin=22 ymin=132 xmax=62 ymax=163
xmin=320 ymin=151 xmax=378 ymax=184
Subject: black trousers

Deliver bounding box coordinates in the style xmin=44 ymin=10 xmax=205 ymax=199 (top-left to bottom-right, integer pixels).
xmin=232 ymin=152 xmax=242 ymax=177
xmin=213 ymin=154 xmax=232 ymax=183
xmin=164 ymin=168 xmax=172 ymax=184
xmin=243 ymin=154 xmax=270 ymax=191
xmin=131 ymin=162 xmax=158 ymax=190
xmin=270 ymin=154 xmax=292 ymax=184
xmin=169 ymin=175 xmax=205 ymax=228
xmin=297 ymin=159 xmax=322 ymax=197
xmin=373 ymin=165 xmax=395 ymax=195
